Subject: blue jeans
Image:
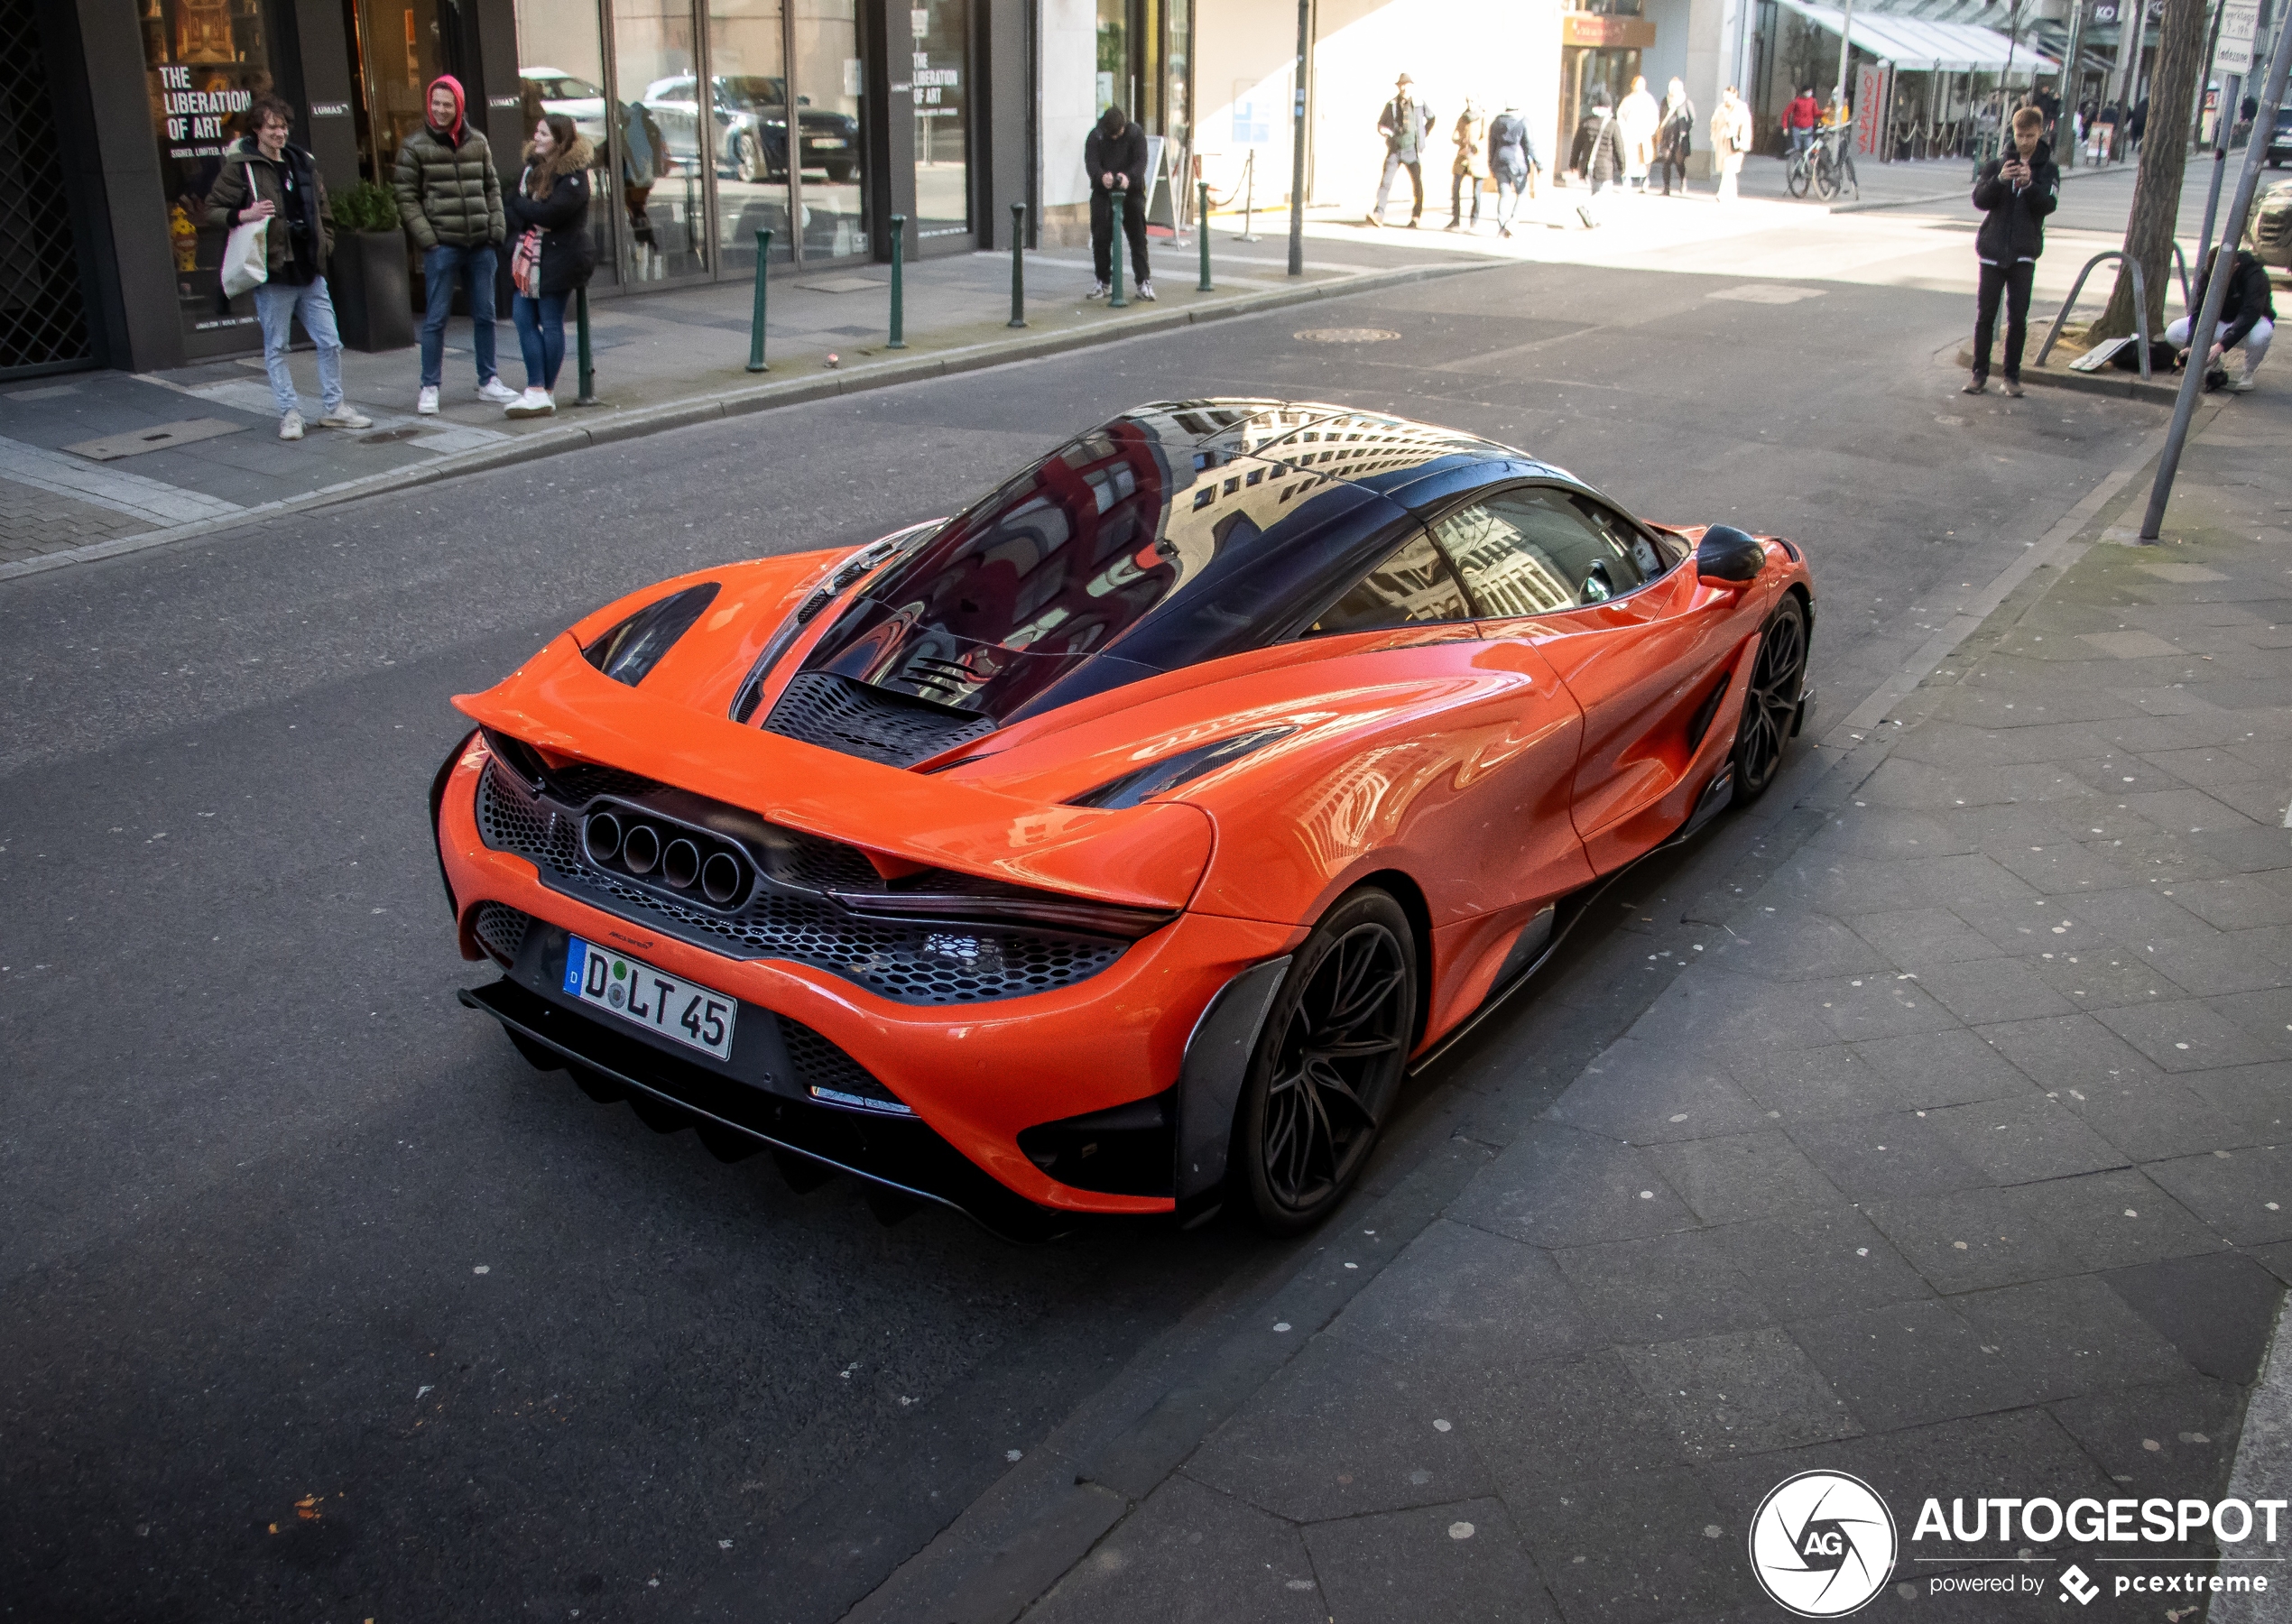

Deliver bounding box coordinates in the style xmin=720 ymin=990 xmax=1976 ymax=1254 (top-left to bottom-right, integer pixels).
xmin=419 ymin=243 xmax=500 ymax=388
xmin=252 ymin=276 xmax=345 ymax=416
xmin=1790 ymin=128 xmax=1814 ymax=156
xmin=512 ymin=292 xmax=569 ymax=390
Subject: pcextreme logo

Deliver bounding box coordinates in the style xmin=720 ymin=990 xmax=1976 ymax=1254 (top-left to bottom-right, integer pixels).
xmin=1748 ymin=1472 xmax=1899 ymax=1617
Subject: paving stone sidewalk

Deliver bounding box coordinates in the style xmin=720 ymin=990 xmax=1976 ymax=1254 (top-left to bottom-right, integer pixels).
xmin=867 ymin=394 xmax=2292 ymax=1624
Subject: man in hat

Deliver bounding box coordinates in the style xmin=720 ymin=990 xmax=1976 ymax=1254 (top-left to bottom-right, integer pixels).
xmin=1367 ymin=74 xmax=1433 ymax=227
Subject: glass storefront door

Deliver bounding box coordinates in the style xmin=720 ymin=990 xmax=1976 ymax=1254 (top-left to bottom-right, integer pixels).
xmin=513 ymin=0 xmax=617 ymax=288
xmin=613 ymin=0 xmax=710 ymax=281
xmin=911 ymin=0 xmax=966 ymax=238
xmin=142 ymin=0 xmax=282 ymax=355
xmin=708 ymin=0 xmax=796 ymax=272
xmin=792 ymin=0 xmax=867 ymax=258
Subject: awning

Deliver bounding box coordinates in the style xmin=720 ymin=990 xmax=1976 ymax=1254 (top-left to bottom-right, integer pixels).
xmin=1770 ymin=0 xmax=2062 ymax=72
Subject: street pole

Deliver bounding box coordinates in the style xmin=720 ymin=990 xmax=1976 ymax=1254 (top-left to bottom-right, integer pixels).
xmin=2062 ymin=0 xmax=2088 ymax=164
xmin=1289 ymin=0 xmax=1308 ymax=277
xmin=2195 ymin=0 xmax=2232 ymax=142
xmin=1836 ymin=0 xmax=1857 ymax=112
xmin=2195 ymin=69 xmax=2241 ymax=273
xmin=2139 ymin=0 xmax=2292 ymax=539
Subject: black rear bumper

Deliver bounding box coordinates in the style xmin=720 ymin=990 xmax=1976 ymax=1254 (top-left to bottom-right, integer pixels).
xmin=459 ymin=978 xmax=1069 ymax=1241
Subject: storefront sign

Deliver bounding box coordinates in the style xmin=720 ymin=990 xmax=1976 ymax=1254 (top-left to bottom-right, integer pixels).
xmin=310 ymin=101 xmax=351 ymax=116
xmin=1854 ymin=62 xmax=1888 ymax=156
xmin=1561 ymin=14 xmax=1656 ymax=50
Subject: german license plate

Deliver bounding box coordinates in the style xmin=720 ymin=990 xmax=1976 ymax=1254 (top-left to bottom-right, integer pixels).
xmin=565 ymin=937 xmax=736 ymax=1062
xmin=810 ymin=137 xmax=847 ymax=148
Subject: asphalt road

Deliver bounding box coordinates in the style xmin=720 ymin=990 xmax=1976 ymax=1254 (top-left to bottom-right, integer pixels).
xmin=0 ymin=234 xmax=2176 ymax=1621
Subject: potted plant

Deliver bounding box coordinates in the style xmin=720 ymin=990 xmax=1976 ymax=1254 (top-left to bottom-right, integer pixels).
xmin=327 ymin=180 xmax=416 ymax=353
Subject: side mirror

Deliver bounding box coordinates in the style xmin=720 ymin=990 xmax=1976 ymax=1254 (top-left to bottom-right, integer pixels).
xmin=1696 ymin=524 xmax=1766 ymax=584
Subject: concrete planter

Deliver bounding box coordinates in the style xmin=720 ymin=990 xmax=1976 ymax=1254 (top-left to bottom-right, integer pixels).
xmin=328 ymin=230 xmax=416 ymax=353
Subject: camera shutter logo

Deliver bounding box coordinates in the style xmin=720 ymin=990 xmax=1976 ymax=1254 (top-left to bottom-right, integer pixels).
xmin=1748 ymin=1471 xmax=1898 ymax=1617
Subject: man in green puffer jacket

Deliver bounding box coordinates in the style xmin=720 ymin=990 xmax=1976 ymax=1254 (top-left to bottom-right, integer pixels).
xmin=393 ymin=74 xmax=514 ymax=414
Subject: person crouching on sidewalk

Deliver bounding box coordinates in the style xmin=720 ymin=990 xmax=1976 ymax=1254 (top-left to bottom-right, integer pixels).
xmin=503 ymin=114 xmax=597 ymax=417
xmin=2169 ymin=245 xmax=2275 ymax=392
xmin=1085 ymin=104 xmax=1154 ymax=300
xmin=1966 ymin=106 xmax=2057 ymax=397
xmin=205 ymin=97 xmax=372 ymax=440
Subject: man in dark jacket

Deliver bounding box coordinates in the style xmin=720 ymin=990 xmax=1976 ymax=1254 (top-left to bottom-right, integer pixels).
xmin=1576 ymin=95 xmax=1626 ymax=228
xmin=1084 ymin=105 xmax=1153 ymax=300
xmin=1965 ymin=106 xmax=2059 ymax=395
xmin=1367 ymin=74 xmax=1432 ymax=226
xmin=205 ymin=96 xmax=373 ymax=440
xmin=394 ymin=74 xmax=513 ymax=414
xmin=2168 ymin=245 xmax=2275 ymax=392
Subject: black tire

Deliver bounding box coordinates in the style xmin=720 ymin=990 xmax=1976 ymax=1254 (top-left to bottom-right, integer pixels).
xmin=735 ymin=131 xmax=762 ymax=183
xmin=1731 ymin=594 xmax=1810 ymax=804
xmin=827 ymin=161 xmax=857 ymax=183
xmin=1235 ymin=887 xmax=1418 ymax=1234
xmin=1814 ymin=159 xmax=1839 ymax=201
xmin=1787 ymin=159 xmax=1811 ymax=198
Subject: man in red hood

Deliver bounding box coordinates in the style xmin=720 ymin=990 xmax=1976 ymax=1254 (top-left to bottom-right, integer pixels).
xmin=393 ymin=73 xmax=513 ymax=414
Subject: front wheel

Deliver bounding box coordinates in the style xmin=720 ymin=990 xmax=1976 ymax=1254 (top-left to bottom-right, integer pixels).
xmin=1731 ymin=594 xmax=1810 ymax=803
xmin=1235 ymin=888 xmax=1418 ymax=1234
xmin=1786 ymin=157 xmax=1811 ymax=198
xmin=1813 ymin=156 xmax=1839 ymax=200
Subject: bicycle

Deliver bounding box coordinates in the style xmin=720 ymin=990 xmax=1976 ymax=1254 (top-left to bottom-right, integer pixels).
xmin=1786 ymin=127 xmax=1860 ymax=201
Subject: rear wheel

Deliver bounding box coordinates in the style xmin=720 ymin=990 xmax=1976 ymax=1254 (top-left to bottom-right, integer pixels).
xmin=1787 ymin=156 xmax=1811 ymax=198
xmin=1731 ymin=595 xmax=1809 ymax=803
xmin=1235 ymin=888 xmax=1418 ymax=1234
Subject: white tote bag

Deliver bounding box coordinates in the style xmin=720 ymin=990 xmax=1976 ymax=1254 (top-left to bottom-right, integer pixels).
xmin=219 ymin=202 xmax=270 ymax=299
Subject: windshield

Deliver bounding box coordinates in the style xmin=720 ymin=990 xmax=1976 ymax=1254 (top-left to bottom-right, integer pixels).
xmin=716 ymin=76 xmax=788 ymax=109
xmin=524 ymin=73 xmax=602 ymax=98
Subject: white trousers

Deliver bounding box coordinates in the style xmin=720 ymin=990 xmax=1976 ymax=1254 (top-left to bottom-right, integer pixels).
xmin=2167 ymin=314 xmax=2273 ymax=373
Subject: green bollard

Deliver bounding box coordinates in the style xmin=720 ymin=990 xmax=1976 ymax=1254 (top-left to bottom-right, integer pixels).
xmin=746 ymin=227 xmax=773 ymax=373
xmin=1197 ymin=181 xmax=1214 ymax=292
xmin=1109 ymin=200 xmax=1128 ymax=309
xmin=887 ymin=214 xmax=907 ymax=349
xmin=573 ymin=284 xmax=598 ymax=406
xmin=1008 ymin=202 xmax=1027 ymax=328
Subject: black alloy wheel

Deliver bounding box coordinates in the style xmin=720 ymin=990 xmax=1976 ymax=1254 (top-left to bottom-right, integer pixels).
xmin=1730 ymin=594 xmax=1809 ymax=803
xmin=1236 ymin=888 xmax=1418 ymax=1234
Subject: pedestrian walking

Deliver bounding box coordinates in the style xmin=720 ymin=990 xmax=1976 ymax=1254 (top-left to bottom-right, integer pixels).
xmin=1785 ymin=86 xmax=1820 ymax=157
xmin=1085 ymin=103 xmax=1153 ymax=300
xmin=1657 ymin=78 xmax=1696 ymax=196
xmin=2127 ymin=95 xmax=2149 ymax=158
xmin=394 ymin=74 xmax=513 ymax=416
xmin=1965 ymin=106 xmax=2058 ymax=397
xmin=2094 ymin=100 xmax=2120 ymax=162
xmin=1577 ymin=92 xmax=1625 ymax=227
xmin=2167 ymin=245 xmax=2275 ymax=392
xmin=502 ymin=113 xmax=596 ymax=418
xmin=1487 ymin=100 xmax=1539 ymax=235
xmin=1367 ymin=74 xmax=1433 ymax=227
xmin=1619 ymin=75 xmax=1660 ymax=192
xmin=1446 ymin=100 xmax=1487 ymax=230
xmin=1711 ymin=87 xmax=1751 ymax=204
xmin=204 ymin=95 xmax=373 ymax=440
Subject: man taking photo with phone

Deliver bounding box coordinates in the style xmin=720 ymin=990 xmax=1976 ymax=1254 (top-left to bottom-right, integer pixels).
xmin=1965 ymin=105 xmax=2058 ymax=397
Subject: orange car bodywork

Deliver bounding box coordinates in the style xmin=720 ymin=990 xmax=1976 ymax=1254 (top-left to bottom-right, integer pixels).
xmin=439 ymin=518 xmax=1811 ymax=1218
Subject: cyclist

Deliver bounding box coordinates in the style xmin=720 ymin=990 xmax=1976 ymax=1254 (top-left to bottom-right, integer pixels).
xmin=1966 ymin=106 xmax=2059 ymax=397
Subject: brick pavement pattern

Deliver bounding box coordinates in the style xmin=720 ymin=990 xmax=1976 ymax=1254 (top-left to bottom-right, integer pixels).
xmin=0 ymin=476 xmax=155 ymax=563
xmin=1012 ymin=396 xmax=2292 ymax=1624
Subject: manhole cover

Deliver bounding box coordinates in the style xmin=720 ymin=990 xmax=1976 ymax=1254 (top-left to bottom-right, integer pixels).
xmin=1294 ymin=327 xmax=1400 ymax=343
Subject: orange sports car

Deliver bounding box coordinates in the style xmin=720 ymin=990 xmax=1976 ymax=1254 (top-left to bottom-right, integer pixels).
xmin=433 ymin=401 xmax=1815 ymax=1238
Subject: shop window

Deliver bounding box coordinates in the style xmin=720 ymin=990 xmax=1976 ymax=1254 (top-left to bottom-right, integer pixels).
xmin=142 ymin=0 xmax=279 ymax=355
xmin=912 ymin=0 xmax=966 ymax=237
xmin=708 ymin=0 xmax=797 ymax=272
xmin=614 ymin=0 xmax=710 ymax=281
xmin=792 ymin=0 xmax=866 ymax=258
xmin=513 ymin=0 xmax=616 ymax=286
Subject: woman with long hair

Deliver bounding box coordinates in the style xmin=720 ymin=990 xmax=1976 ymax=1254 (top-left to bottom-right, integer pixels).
xmin=501 ymin=113 xmax=596 ymax=417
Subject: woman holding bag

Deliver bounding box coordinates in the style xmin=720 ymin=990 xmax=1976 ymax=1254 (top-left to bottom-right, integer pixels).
xmin=501 ymin=114 xmax=596 ymax=418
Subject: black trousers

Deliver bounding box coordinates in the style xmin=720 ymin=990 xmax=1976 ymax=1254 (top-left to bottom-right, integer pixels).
xmin=1973 ymin=258 xmax=2036 ymax=381
xmin=1090 ymin=187 xmax=1151 ymax=284
xmin=1449 ymin=171 xmax=1482 ymax=225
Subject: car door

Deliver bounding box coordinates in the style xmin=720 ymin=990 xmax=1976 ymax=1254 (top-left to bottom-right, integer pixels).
xmin=1427 ymin=484 xmax=1751 ymax=872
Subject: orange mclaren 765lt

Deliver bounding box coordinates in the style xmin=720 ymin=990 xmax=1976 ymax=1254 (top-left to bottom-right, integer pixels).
xmin=433 ymin=401 xmax=1815 ymax=1238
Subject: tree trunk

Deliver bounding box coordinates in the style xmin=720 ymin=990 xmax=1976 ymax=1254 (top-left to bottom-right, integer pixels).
xmin=2089 ymin=0 xmax=2209 ymax=338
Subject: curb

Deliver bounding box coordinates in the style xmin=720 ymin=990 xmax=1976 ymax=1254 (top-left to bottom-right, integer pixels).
xmin=1943 ymin=338 xmax=2188 ymax=402
xmin=0 ymin=256 xmax=1499 ymax=587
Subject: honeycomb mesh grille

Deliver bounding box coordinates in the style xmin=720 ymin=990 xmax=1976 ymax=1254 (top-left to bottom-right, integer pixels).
xmin=0 ymin=1 xmax=93 ymax=374
xmin=763 ymin=671 xmax=999 ymax=767
xmin=474 ymin=901 xmax=532 ymax=966
xmin=476 ymin=761 xmax=1128 ymax=1004
xmin=781 ymin=1018 xmax=909 ymax=1111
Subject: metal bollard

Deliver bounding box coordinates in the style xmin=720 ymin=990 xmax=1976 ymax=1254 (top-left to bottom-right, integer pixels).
xmin=887 ymin=215 xmax=907 ymax=348
xmin=746 ymin=227 xmax=773 ymax=373
xmin=572 ymin=284 xmax=599 ymax=406
xmin=1109 ymin=202 xmax=1128 ymax=309
xmin=1197 ymin=181 xmax=1214 ymax=292
xmin=1008 ymin=202 xmax=1027 ymax=328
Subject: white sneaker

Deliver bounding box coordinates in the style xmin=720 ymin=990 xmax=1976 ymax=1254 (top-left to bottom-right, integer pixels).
xmin=504 ymin=387 xmax=556 ymax=418
xmin=278 ymin=409 xmax=304 ymax=441
xmin=319 ymin=406 xmax=372 ymax=429
xmin=1086 ymin=281 xmax=1109 ymax=300
xmin=1136 ymin=280 xmax=1157 ymax=301
xmin=2229 ymin=372 xmax=2259 ymax=392
xmin=417 ymin=386 xmax=440 ymax=416
xmin=477 ymin=377 xmax=520 ymax=406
